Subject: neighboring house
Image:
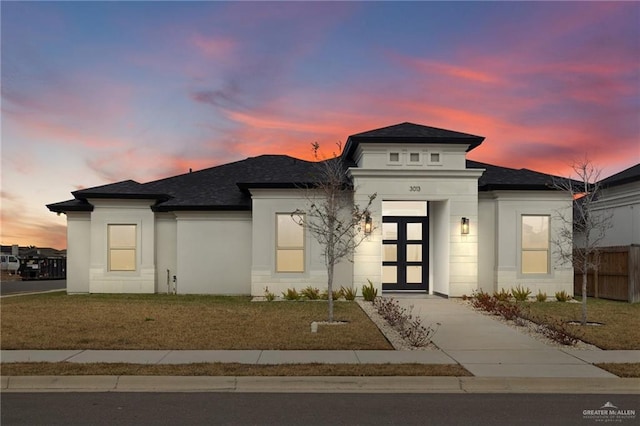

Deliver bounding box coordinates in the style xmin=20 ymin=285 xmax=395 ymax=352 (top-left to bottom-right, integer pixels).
xmin=47 ymin=122 xmax=575 ymax=297
xmin=592 ymin=163 xmax=640 ymax=247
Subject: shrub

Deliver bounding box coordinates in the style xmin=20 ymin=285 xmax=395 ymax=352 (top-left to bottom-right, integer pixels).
xmin=471 ymin=290 xmax=498 ymax=312
xmin=493 ymin=288 xmax=511 ymax=302
xmin=282 ymin=288 xmax=301 ymax=301
xmin=536 ymin=290 xmax=547 ymax=302
xmin=494 ymin=302 xmax=521 ymax=321
xmin=341 ymin=286 xmax=357 ymax=301
xmin=321 ymin=289 xmax=342 ymax=301
xmin=535 ymin=319 xmax=579 ymax=346
xmin=264 ymin=287 xmax=276 ymax=302
xmin=362 ymin=279 xmax=378 ymax=302
xmin=400 ymin=319 xmax=441 ymax=347
xmin=301 ymin=286 xmax=321 ymax=300
xmin=555 ymin=290 xmax=571 ymax=302
xmin=511 ymin=285 xmax=531 ymax=302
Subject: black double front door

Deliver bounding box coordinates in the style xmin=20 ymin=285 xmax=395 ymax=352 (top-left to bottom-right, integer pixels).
xmin=382 ymin=216 xmax=429 ymax=291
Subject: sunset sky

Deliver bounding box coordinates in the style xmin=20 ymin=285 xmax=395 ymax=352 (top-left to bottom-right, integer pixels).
xmin=2 ymin=1 xmax=639 ymax=250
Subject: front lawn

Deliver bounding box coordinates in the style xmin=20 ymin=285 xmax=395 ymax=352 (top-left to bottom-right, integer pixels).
xmin=1 ymin=292 xmax=392 ymax=350
xmin=524 ymin=298 xmax=640 ymax=350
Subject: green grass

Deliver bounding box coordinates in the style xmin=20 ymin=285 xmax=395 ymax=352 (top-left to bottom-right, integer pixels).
xmin=524 ymin=298 xmax=640 ymax=350
xmin=1 ymin=292 xmax=392 ymax=350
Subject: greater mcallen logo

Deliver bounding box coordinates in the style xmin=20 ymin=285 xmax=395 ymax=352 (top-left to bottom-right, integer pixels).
xmin=583 ymin=401 xmax=636 ymax=423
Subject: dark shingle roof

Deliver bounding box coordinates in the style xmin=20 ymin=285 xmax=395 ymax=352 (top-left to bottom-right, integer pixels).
xmin=343 ymin=122 xmax=485 ymax=160
xmin=145 ymin=155 xmax=326 ymax=211
xmin=600 ymin=163 xmax=640 ymax=188
xmin=467 ymin=160 xmax=561 ymax=191
xmin=47 ymin=124 xmax=571 ymax=214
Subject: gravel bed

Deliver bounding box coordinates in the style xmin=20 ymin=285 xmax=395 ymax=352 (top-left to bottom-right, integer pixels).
xmin=356 ymin=299 xmax=439 ymax=351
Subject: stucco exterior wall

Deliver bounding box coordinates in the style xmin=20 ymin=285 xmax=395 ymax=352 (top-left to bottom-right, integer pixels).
xmin=350 ymin=168 xmax=483 ymax=297
xmin=155 ymin=213 xmax=177 ymax=293
xmin=175 ymin=211 xmax=252 ymax=295
xmin=249 ymin=189 xmax=353 ymax=296
xmin=86 ymin=199 xmax=156 ymax=293
xmin=477 ymin=195 xmax=496 ymax=293
xmin=492 ymin=191 xmax=574 ymax=296
xmin=66 ymin=212 xmax=91 ymax=293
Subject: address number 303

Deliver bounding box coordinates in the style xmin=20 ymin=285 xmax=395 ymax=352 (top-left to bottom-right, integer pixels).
xmin=409 ymin=186 xmax=421 ymax=192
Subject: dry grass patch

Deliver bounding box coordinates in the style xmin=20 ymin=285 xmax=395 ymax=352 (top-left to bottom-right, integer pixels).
xmin=524 ymin=298 xmax=640 ymax=349
xmin=0 ymin=362 xmax=470 ymax=377
xmin=1 ymin=292 xmax=392 ymax=350
xmin=595 ymin=363 xmax=640 ymax=378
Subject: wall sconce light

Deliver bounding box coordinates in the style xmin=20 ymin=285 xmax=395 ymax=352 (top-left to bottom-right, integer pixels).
xmin=364 ymin=213 xmax=373 ymax=235
xmin=461 ymin=217 xmax=470 ymax=235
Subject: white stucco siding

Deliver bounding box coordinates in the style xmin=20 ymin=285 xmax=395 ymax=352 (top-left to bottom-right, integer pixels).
xmin=350 ymin=168 xmax=483 ymax=297
xmin=249 ymin=189 xmax=351 ymax=296
xmin=175 ymin=212 xmax=252 ymax=295
xmin=65 ymin=212 xmax=91 ymax=293
xmin=493 ymin=191 xmax=574 ymax=296
xmin=353 ymin=143 xmax=470 ymax=170
xmin=86 ymin=199 xmax=156 ymax=293
xmin=477 ymin=195 xmax=496 ymax=293
xmin=155 ymin=213 xmax=177 ymax=293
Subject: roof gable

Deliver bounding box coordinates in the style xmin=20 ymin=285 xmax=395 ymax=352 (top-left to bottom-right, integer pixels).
xmin=600 ymin=163 xmax=640 ymax=188
xmin=343 ymin=122 xmax=485 ymax=160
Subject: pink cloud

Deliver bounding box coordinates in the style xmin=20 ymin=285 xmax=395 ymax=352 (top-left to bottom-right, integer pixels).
xmin=190 ymin=34 xmax=236 ymax=58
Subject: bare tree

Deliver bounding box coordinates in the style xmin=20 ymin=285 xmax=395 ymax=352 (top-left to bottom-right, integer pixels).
xmin=293 ymin=142 xmax=376 ymax=322
xmin=553 ymin=158 xmax=612 ymax=325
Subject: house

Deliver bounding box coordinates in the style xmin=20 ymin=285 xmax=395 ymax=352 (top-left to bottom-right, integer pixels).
xmin=47 ymin=122 xmax=575 ymax=297
xmin=592 ymin=163 xmax=640 ymax=247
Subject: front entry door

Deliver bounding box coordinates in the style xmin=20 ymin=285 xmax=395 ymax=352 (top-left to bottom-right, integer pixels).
xmin=382 ymin=216 xmax=428 ymax=291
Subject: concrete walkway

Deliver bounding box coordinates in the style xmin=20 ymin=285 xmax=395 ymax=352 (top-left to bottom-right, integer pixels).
xmin=391 ymin=296 xmax=637 ymax=378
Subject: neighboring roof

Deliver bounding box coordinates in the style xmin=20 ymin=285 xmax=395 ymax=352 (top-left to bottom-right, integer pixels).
xmin=343 ymin=122 xmax=485 ymax=160
xmin=600 ymin=163 xmax=640 ymax=188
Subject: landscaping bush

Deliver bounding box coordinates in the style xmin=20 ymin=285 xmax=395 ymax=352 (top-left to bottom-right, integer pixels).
xmin=341 ymin=286 xmax=357 ymax=301
xmin=555 ymin=290 xmax=571 ymax=302
xmin=511 ymin=285 xmax=531 ymax=302
xmin=301 ymin=286 xmax=321 ymax=300
xmin=493 ymin=288 xmax=511 ymax=302
xmin=264 ymin=287 xmax=276 ymax=302
xmin=362 ymin=279 xmax=378 ymax=302
xmin=282 ymin=288 xmax=301 ymax=301
xmin=536 ymin=290 xmax=547 ymax=302
xmin=321 ymin=289 xmax=342 ymax=301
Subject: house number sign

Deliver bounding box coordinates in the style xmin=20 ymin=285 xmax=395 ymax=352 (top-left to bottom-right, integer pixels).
xmin=409 ymin=186 xmax=421 ymax=192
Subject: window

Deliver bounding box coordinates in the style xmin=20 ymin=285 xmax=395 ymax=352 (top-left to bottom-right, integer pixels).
xmin=429 ymin=153 xmax=441 ymax=163
xmin=108 ymin=224 xmax=137 ymax=271
xmin=521 ymin=215 xmax=549 ymax=274
xmin=389 ymin=152 xmax=400 ymax=163
xmin=276 ymin=213 xmax=305 ymax=272
xmin=409 ymin=152 xmax=420 ymax=163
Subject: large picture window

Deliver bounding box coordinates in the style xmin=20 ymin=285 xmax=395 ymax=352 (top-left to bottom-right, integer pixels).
xmin=108 ymin=224 xmax=137 ymax=271
xmin=276 ymin=213 xmax=304 ymax=272
xmin=521 ymin=215 xmax=549 ymax=274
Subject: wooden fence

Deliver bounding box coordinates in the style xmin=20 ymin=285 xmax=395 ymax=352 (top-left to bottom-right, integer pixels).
xmin=574 ymin=245 xmax=640 ymax=303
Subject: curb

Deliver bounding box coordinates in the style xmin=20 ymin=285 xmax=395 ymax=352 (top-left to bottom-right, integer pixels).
xmin=3 ymin=376 xmax=640 ymax=394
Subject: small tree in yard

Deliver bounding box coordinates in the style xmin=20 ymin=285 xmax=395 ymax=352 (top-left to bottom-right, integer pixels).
xmin=553 ymin=158 xmax=612 ymax=325
xmin=293 ymin=142 xmax=376 ymax=322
